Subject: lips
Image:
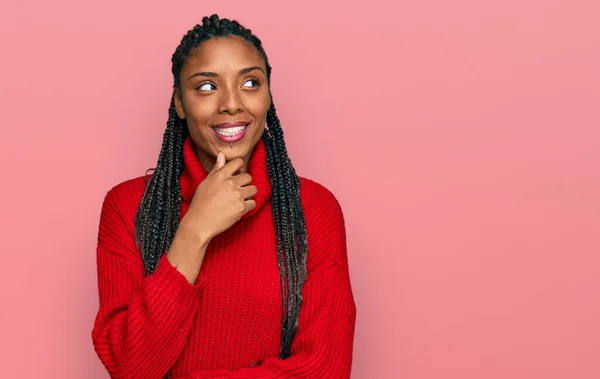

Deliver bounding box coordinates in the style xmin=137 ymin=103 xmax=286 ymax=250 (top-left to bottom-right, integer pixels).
xmin=212 ymin=121 xmax=250 ymax=129
xmin=212 ymin=121 xmax=250 ymax=143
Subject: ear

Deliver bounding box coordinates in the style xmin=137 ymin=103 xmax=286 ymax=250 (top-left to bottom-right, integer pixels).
xmin=173 ymin=87 xmax=186 ymax=119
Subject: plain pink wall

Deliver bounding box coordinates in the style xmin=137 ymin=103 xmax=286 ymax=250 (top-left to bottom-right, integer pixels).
xmin=1 ymin=0 xmax=598 ymax=378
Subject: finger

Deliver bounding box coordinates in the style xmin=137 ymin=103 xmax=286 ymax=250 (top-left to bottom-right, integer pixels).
xmin=222 ymin=158 xmax=245 ymax=177
xmin=209 ymin=152 xmax=225 ymax=175
xmin=244 ymin=199 xmax=257 ymax=213
xmin=232 ymin=173 xmax=252 ymax=187
xmin=239 ymin=185 xmax=258 ymax=200
xmin=234 ymin=164 xmax=246 ymax=176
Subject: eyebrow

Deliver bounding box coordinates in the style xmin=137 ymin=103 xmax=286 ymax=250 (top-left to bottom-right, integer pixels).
xmin=187 ymin=66 xmax=265 ymax=81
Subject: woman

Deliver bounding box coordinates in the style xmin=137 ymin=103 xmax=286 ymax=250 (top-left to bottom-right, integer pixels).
xmin=92 ymin=14 xmax=356 ymax=379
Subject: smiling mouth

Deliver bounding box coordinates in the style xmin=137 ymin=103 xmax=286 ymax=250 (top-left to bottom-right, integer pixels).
xmin=213 ymin=124 xmax=248 ymax=136
xmin=211 ymin=122 xmax=250 ymax=143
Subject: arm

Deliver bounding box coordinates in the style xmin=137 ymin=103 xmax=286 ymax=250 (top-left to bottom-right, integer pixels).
xmin=91 ymin=186 xmax=205 ymax=379
xmin=178 ymin=190 xmax=357 ymax=379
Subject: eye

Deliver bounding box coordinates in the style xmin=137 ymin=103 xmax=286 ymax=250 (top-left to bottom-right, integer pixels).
xmin=242 ymin=79 xmax=260 ymax=88
xmin=196 ymin=82 xmax=216 ymax=91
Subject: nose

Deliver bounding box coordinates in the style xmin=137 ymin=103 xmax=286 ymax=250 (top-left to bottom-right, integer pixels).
xmin=218 ymin=86 xmax=243 ymax=115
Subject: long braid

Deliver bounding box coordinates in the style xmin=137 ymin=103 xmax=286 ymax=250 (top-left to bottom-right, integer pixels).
xmin=134 ymin=14 xmax=309 ymax=362
xmin=264 ymin=100 xmax=308 ymax=358
xmin=135 ymin=98 xmax=188 ymax=275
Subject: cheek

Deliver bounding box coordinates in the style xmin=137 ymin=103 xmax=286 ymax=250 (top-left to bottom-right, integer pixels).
xmin=247 ymin=93 xmax=271 ymax=120
xmin=183 ymin=93 xmax=214 ymax=123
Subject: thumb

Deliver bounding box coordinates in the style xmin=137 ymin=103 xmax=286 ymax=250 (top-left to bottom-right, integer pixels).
xmin=210 ymin=151 xmax=225 ymax=174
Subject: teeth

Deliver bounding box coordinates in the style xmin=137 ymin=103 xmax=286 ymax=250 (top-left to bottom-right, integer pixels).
xmin=214 ymin=125 xmax=247 ymax=136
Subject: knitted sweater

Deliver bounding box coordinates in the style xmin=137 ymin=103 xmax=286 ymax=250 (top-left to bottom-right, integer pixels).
xmin=92 ymin=136 xmax=357 ymax=379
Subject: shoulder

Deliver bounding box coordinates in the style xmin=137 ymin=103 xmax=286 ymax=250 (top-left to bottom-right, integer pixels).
xmin=103 ymin=175 xmax=148 ymax=209
xmin=298 ymin=176 xmax=348 ymax=274
xmin=298 ymin=176 xmax=343 ymax=216
xmin=99 ymin=175 xmax=149 ymax=235
xmin=298 ymin=176 xmax=345 ymax=234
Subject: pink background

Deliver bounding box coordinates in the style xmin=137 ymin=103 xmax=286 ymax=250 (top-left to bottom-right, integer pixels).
xmin=1 ymin=0 xmax=599 ymax=378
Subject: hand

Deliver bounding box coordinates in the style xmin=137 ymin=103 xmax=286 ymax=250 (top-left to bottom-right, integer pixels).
xmin=180 ymin=151 xmax=258 ymax=243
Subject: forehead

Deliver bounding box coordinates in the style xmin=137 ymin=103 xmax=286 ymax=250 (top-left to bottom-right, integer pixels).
xmin=185 ymin=36 xmax=265 ymax=71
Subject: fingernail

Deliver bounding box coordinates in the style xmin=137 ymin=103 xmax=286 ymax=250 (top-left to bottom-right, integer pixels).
xmin=216 ymin=153 xmax=221 ymax=163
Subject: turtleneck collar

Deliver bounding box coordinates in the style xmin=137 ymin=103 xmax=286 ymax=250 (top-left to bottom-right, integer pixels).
xmin=180 ymin=136 xmax=272 ymax=220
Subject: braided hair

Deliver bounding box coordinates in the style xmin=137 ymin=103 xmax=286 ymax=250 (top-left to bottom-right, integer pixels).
xmin=134 ymin=14 xmax=308 ymax=361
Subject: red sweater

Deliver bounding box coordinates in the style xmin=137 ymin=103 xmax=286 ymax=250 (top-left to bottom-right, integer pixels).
xmin=92 ymin=136 xmax=357 ymax=379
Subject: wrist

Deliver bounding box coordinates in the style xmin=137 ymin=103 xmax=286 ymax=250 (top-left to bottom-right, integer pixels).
xmin=167 ymin=221 xmax=211 ymax=285
xmin=177 ymin=219 xmax=212 ymax=249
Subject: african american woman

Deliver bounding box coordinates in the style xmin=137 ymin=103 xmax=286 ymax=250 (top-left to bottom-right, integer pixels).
xmin=92 ymin=14 xmax=356 ymax=379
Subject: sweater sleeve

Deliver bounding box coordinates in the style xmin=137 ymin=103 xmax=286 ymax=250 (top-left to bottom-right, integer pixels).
xmin=91 ymin=185 xmax=204 ymax=379
xmin=177 ymin=188 xmax=357 ymax=379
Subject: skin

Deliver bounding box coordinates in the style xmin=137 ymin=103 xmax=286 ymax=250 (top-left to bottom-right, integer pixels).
xmin=173 ymin=35 xmax=272 ymax=174
xmin=168 ymin=36 xmax=270 ymax=284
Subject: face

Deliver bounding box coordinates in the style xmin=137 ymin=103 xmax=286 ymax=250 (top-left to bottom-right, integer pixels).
xmin=174 ymin=35 xmax=271 ymax=173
